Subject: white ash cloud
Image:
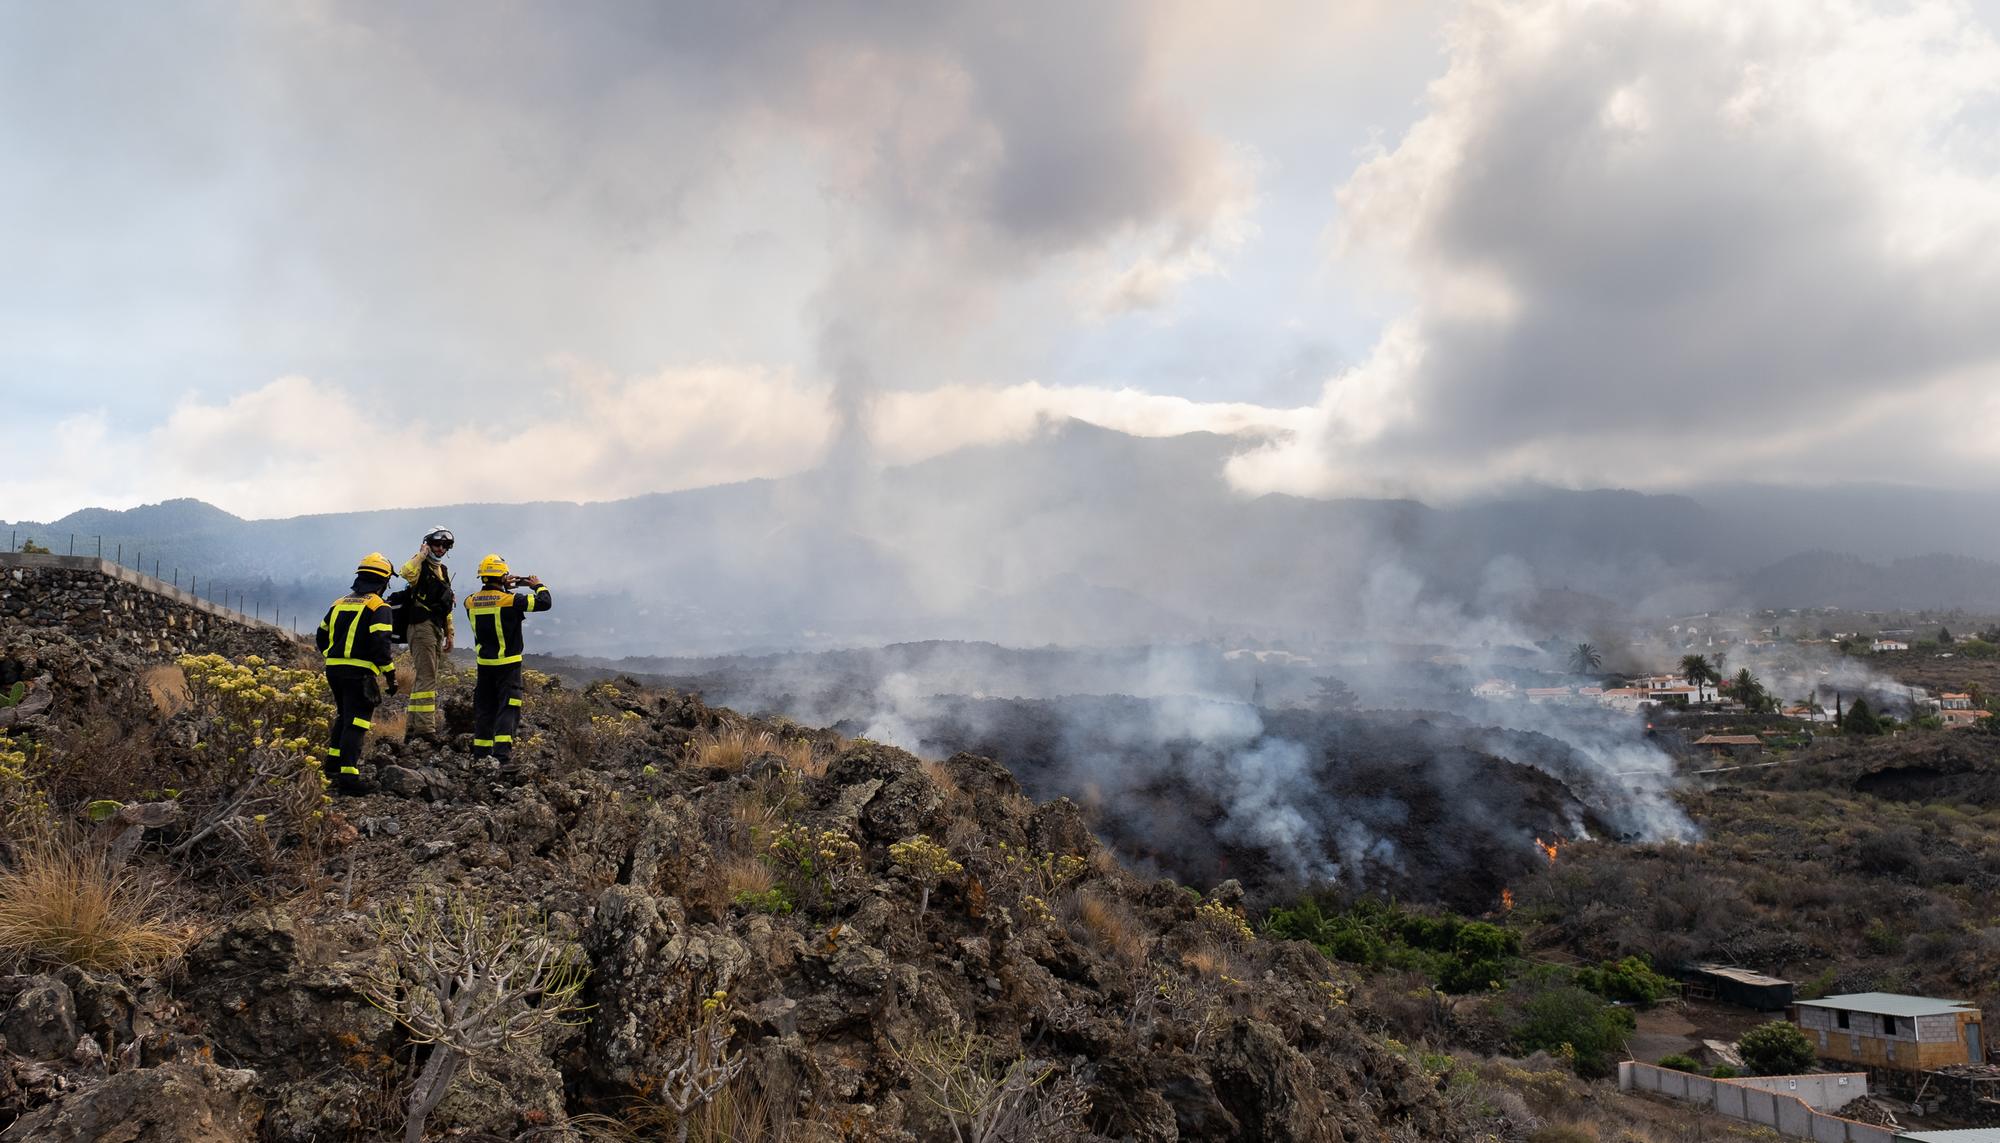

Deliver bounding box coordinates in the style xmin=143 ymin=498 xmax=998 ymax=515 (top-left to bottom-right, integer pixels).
xmin=1229 ymin=0 xmax=2000 ymax=500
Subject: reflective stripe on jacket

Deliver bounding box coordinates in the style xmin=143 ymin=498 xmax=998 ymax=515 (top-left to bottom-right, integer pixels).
xmin=463 ymin=585 xmax=552 ymax=666
xmin=315 ymin=593 xmax=397 ymax=674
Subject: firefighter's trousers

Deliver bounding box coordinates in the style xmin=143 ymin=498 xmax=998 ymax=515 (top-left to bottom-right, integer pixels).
xmin=471 ymin=663 xmax=523 ymax=761
xmin=407 ymin=620 xmax=445 ymax=734
xmin=324 ymin=666 xmax=382 ymax=787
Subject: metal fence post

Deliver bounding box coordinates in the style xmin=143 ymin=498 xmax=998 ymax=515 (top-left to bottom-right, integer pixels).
xmin=68 ymin=534 xmax=74 ymax=555
xmin=95 ymin=536 xmax=101 ymax=558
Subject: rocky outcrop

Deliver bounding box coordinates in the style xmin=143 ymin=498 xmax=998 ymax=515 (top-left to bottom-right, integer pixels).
xmin=0 ymin=977 xmax=79 ymax=1062
xmin=0 ymin=1061 xmax=261 ymax=1142
xmin=175 ymin=913 xmax=398 ymax=1143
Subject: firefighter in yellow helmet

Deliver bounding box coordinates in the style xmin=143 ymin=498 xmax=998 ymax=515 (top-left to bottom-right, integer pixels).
xmin=463 ymin=554 xmax=551 ymax=771
xmin=314 ymin=553 xmax=399 ymax=794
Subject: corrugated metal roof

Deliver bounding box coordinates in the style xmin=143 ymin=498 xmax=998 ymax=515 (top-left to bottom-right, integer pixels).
xmin=1898 ymin=1130 xmax=2000 ymax=1142
xmin=1694 ymin=964 xmax=1790 ymax=987
xmin=1797 ymin=992 xmax=1975 ymax=1018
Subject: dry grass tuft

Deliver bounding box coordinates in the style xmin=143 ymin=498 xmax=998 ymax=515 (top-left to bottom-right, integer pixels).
xmin=1069 ymin=891 xmax=1148 ymax=965
xmin=140 ymin=665 xmax=191 ymax=717
xmin=573 ymin=1074 xmax=782 ymax=1142
xmin=0 ymin=830 xmax=192 ymax=973
xmin=779 ymin=737 xmax=825 ymax=777
xmin=722 ymin=854 xmax=777 ymax=899
xmin=692 ymin=725 xmax=777 ymax=773
xmin=1179 ymin=943 xmax=1240 ymax=981
xmin=920 ymin=758 xmax=963 ymax=803
xmin=732 ymin=795 xmax=778 ymax=838
xmin=1088 ymin=847 xmax=1124 ymax=880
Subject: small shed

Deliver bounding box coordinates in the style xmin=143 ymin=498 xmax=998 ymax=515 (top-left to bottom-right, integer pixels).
xmin=1690 ymin=964 xmax=1794 ymax=1011
xmin=1693 ymin=734 xmax=1763 ymax=758
xmin=1794 ymin=993 xmax=1984 ymax=1071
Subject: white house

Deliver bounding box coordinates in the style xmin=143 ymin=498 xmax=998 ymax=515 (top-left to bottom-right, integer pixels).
xmin=1872 ymin=638 xmax=1910 ymax=653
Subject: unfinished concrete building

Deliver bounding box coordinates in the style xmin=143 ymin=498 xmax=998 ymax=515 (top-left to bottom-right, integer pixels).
xmin=1793 ymin=994 xmax=1985 ymax=1072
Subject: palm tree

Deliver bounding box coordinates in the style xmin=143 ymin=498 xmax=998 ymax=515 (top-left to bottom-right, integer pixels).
xmin=1731 ymin=668 xmax=1770 ymax=712
xmin=1680 ymin=654 xmax=1719 ymax=702
xmin=1568 ymin=643 xmax=1603 ymax=676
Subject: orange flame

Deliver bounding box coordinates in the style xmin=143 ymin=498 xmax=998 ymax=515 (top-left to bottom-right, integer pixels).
xmin=1534 ymin=836 xmax=1561 ymax=868
xmin=1500 ymin=888 xmax=1515 ymax=912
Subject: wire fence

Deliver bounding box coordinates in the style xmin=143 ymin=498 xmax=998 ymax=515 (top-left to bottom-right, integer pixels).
xmin=6 ymin=528 xmax=306 ymax=636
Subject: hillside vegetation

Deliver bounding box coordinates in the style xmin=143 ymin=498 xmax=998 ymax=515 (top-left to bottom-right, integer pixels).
xmin=1 ymin=623 xmax=1502 ymax=1142
xmin=10 ymin=604 xmax=1996 ymax=1140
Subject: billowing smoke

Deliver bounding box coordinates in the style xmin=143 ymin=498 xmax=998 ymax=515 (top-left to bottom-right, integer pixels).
xmin=594 ymin=571 xmax=1702 ymax=908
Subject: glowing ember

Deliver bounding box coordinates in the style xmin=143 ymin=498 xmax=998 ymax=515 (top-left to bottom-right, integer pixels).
xmin=1534 ymin=836 xmax=1561 ymax=867
xmin=1500 ymin=887 xmax=1515 ymax=912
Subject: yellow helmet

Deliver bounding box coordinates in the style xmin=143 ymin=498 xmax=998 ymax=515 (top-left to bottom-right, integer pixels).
xmin=477 ymin=553 xmax=510 ymax=578
xmin=356 ymin=552 xmax=393 ymax=578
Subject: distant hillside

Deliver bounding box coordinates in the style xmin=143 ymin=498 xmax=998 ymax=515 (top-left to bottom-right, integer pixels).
xmin=1744 ymin=550 xmax=2000 ymax=611
xmin=11 ymin=423 xmax=2000 ymax=654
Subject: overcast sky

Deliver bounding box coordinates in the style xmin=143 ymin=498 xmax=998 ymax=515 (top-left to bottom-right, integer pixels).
xmin=5 ymin=0 xmax=2000 ymax=520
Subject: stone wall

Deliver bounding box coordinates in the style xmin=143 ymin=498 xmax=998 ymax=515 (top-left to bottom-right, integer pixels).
xmin=0 ymin=554 xmax=310 ymax=664
xmin=1619 ymin=1062 xmax=1894 ymax=1143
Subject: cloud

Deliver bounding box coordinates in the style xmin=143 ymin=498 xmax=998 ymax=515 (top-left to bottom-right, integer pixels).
xmin=1229 ymin=0 xmax=2000 ymax=500
xmin=0 ymin=2 xmax=1261 ymax=420
xmin=0 ymin=370 xmax=1312 ymax=520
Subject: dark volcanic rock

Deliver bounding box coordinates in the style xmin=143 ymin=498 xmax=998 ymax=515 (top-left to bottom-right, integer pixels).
xmin=0 ymin=1062 xmax=262 ymax=1143
xmin=175 ymin=912 xmax=397 ymax=1143
xmin=0 ymin=977 xmax=79 ymax=1061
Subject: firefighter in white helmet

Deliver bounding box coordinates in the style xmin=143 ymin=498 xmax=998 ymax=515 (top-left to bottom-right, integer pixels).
xmin=396 ymin=527 xmax=456 ymax=739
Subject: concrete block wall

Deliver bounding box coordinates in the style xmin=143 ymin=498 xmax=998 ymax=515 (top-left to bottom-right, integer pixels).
xmin=0 ymin=553 xmax=309 ymax=663
xmin=1620 ymin=1062 xmax=1895 ymax=1143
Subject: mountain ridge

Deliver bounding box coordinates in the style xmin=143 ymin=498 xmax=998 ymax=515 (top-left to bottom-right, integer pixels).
xmin=11 ymin=423 xmax=2000 ymax=654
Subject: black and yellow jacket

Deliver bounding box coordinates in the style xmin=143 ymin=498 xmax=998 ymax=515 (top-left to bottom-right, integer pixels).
xmin=397 ymin=553 xmax=456 ymax=634
xmin=463 ymin=583 xmax=553 ymax=666
xmin=315 ymin=592 xmax=397 ymax=674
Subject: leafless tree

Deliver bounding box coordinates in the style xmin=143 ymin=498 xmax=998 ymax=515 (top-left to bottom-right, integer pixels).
xmin=362 ymin=887 xmax=591 ymax=1143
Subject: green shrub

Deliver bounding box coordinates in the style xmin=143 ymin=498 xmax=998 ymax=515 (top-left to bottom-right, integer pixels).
xmin=1264 ymin=897 xmax=1518 ymax=993
xmin=0 ymin=732 xmax=49 ymax=834
xmin=731 ymin=886 xmax=794 ymax=915
xmin=1862 ymin=919 xmax=1904 ymax=954
xmin=1739 ymin=1021 xmax=1816 ymax=1076
xmin=1504 ymin=981 xmax=1635 ymax=1078
xmin=1656 ymin=1053 xmax=1701 ymax=1073
xmin=1575 ymin=955 xmax=1676 ymax=1006
xmin=1710 ymin=1065 xmax=1738 ymax=1079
